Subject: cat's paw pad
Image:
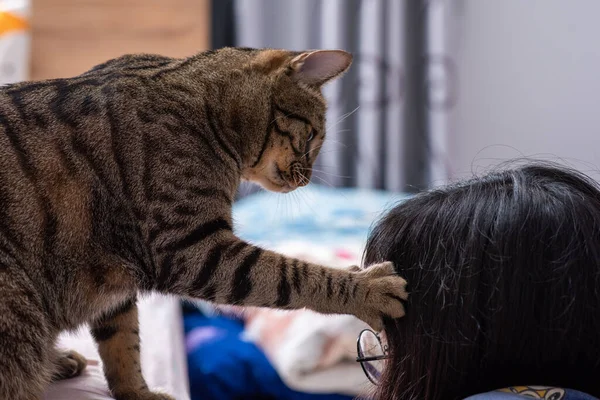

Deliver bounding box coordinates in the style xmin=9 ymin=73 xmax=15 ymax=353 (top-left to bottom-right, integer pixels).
xmin=53 ymin=350 xmax=87 ymax=381
xmin=353 ymin=261 xmax=408 ymax=331
xmin=115 ymin=391 xmax=175 ymax=400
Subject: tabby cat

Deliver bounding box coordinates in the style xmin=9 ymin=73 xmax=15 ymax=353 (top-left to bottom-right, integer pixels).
xmin=0 ymin=47 xmax=408 ymax=399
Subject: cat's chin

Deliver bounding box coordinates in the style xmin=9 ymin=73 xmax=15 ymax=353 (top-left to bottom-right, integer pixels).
xmin=276 ymin=186 xmax=294 ymax=194
xmin=241 ymin=169 xmax=296 ymax=193
xmin=263 ymin=180 xmax=295 ymax=193
xmin=253 ymin=177 xmax=295 ymax=193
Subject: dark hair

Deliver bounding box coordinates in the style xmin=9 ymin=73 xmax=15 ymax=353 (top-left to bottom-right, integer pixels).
xmin=364 ymin=163 xmax=600 ymax=400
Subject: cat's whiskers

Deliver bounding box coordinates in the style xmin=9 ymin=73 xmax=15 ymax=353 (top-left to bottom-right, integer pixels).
xmin=299 ymin=165 xmax=350 ymax=180
xmin=304 ymin=144 xmax=326 ymax=158
xmin=322 ymin=137 xmax=350 ymax=148
xmin=310 ymin=174 xmax=338 ymax=189
xmin=290 ymin=190 xmax=307 ymax=218
xmin=327 ymin=128 xmax=352 ymax=135
xmin=301 ymin=167 xmax=353 ymax=201
xmin=311 ymin=163 xmax=342 ymax=169
xmin=308 ymin=174 xmax=352 ymax=202
xmin=303 ymin=134 xmax=349 ymax=159
xmin=298 ymin=173 xmax=310 ymax=186
xmin=309 ymin=169 xmax=351 ymax=179
xmin=326 ymin=106 xmax=360 ymax=131
xmin=292 ymin=186 xmax=319 ymax=217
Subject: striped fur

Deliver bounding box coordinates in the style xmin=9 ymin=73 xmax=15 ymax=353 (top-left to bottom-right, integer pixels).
xmin=0 ymin=48 xmax=407 ymax=399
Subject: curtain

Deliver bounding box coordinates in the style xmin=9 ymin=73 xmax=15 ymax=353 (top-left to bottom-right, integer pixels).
xmin=214 ymin=0 xmax=454 ymax=193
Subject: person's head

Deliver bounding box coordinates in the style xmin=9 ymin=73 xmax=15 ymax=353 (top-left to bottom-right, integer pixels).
xmin=363 ymin=163 xmax=600 ymax=399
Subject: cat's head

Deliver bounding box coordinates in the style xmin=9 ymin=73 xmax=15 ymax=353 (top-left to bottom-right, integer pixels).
xmin=217 ymin=48 xmax=352 ymax=193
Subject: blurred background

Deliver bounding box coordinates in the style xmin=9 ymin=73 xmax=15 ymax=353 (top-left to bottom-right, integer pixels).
xmin=13 ymin=0 xmax=599 ymax=194
xmin=13 ymin=1 xmax=598 ymax=399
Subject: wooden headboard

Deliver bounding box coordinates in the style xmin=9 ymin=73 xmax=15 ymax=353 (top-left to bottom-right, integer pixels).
xmin=30 ymin=0 xmax=210 ymax=80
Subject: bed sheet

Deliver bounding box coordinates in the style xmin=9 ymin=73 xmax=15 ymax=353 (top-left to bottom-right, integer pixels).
xmin=234 ymin=185 xmax=407 ymax=249
xmin=44 ymin=294 xmax=190 ymax=400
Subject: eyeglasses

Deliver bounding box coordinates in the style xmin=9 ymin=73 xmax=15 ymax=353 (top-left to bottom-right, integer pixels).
xmin=356 ymin=329 xmax=390 ymax=385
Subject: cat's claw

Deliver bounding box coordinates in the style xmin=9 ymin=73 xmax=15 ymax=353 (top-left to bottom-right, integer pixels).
xmin=351 ymin=261 xmax=408 ymax=331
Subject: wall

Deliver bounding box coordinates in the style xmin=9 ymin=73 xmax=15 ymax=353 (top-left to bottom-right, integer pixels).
xmin=30 ymin=0 xmax=210 ymax=79
xmin=447 ymin=0 xmax=600 ymax=180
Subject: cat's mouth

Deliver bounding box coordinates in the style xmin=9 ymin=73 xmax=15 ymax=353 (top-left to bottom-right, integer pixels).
xmin=267 ymin=162 xmax=313 ymax=193
xmin=273 ymin=167 xmax=295 ymax=192
xmin=268 ymin=164 xmax=295 ymax=193
xmin=275 ymin=166 xmax=288 ymax=184
xmin=241 ymin=162 xmax=295 ymax=193
xmin=247 ymin=162 xmax=308 ymax=193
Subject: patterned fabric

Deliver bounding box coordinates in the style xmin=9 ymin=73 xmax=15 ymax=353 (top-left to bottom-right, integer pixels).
xmin=234 ymin=184 xmax=408 ymax=249
xmin=466 ymin=386 xmax=597 ymax=400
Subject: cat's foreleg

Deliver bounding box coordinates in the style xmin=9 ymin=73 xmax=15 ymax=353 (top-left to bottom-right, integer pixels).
xmin=161 ymin=231 xmax=407 ymax=331
xmin=91 ymin=297 xmax=174 ymax=400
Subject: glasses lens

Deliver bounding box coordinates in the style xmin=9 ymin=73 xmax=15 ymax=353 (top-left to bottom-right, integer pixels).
xmin=358 ymin=330 xmax=386 ymax=384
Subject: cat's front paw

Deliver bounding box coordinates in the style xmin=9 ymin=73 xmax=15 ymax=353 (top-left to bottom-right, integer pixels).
xmin=352 ymin=261 xmax=408 ymax=331
xmin=114 ymin=391 xmax=175 ymax=400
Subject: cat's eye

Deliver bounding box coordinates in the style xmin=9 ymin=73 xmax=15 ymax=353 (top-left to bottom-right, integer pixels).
xmin=308 ymin=129 xmax=315 ymax=142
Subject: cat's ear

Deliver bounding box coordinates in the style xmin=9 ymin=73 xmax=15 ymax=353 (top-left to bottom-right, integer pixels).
xmin=289 ymin=50 xmax=353 ymax=87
